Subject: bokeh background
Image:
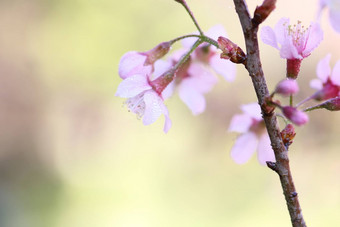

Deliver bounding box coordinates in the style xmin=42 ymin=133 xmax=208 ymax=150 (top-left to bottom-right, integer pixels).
xmin=1 ymin=0 xmax=339 ymax=226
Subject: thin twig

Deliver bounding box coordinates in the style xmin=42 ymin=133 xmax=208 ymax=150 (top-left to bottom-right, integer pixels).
xmin=232 ymin=1 xmax=306 ymax=226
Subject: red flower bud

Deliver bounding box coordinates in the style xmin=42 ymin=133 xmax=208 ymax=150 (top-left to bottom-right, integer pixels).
xmin=280 ymin=124 xmax=296 ymax=148
xmin=313 ymin=80 xmax=340 ymax=101
xmin=143 ymin=42 xmax=171 ymax=66
xmin=318 ymin=96 xmax=340 ymax=111
xmin=218 ymin=36 xmax=246 ymax=64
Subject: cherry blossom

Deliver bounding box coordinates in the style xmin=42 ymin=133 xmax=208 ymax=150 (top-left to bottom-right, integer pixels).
xmin=228 ymin=103 xmax=275 ymax=165
xmin=116 ymin=62 xmax=173 ymax=133
xmin=310 ymin=54 xmax=340 ymax=100
xmin=261 ymin=17 xmax=323 ymax=60
xmin=118 ymin=42 xmax=171 ymax=79
xmin=318 ymin=0 xmax=340 ymax=33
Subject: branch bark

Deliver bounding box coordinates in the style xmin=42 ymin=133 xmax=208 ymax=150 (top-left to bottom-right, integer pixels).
xmin=232 ymin=1 xmax=306 ymax=226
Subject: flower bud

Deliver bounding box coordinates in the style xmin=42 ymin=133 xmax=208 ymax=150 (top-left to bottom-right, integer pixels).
xmin=149 ymin=69 xmax=175 ymax=95
xmin=282 ymin=106 xmax=309 ymax=126
xmin=286 ymin=59 xmax=302 ymax=79
xmin=317 ymin=96 xmax=340 ymax=111
xmin=280 ymin=124 xmax=296 ymax=148
xmin=275 ymin=79 xmax=299 ymax=96
xmin=253 ymin=0 xmax=276 ymax=25
xmin=218 ymin=36 xmax=246 ymax=64
xmin=144 ymin=42 xmax=171 ymax=66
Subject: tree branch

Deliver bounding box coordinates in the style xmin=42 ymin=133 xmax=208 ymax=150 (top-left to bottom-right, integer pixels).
xmin=232 ymin=1 xmax=306 ymax=226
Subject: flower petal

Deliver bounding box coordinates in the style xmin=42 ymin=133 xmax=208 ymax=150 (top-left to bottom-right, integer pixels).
xmin=142 ymin=91 xmax=164 ymax=125
xmin=280 ymin=38 xmax=301 ymax=59
xmin=302 ymin=22 xmax=323 ymax=57
xmin=329 ymin=8 xmax=340 ymax=33
xmin=260 ymin=26 xmax=279 ymax=49
xmin=230 ymin=132 xmax=258 ymax=164
xmin=310 ymin=79 xmax=323 ymax=90
xmin=118 ymin=51 xmax=152 ymax=79
xmin=331 ymin=59 xmax=340 ymax=86
xmin=206 ymin=24 xmax=228 ymax=41
xmin=274 ymin=17 xmax=290 ymax=45
xmin=209 ymin=54 xmax=237 ymax=81
xmin=241 ymin=103 xmax=262 ymax=120
xmin=178 ymin=79 xmax=206 ymax=115
xmin=228 ymin=114 xmax=253 ymax=133
xmin=316 ymin=54 xmax=331 ymax=82
xmin=151 ymin=59 xmax=172 ymax=80
xmin=187 ymin=63 xmax=218 ymax=93
xmin=257 ymin=133 xmax=275 ymax=165
xmin=115 ymin=74 xmax=151 ymax=98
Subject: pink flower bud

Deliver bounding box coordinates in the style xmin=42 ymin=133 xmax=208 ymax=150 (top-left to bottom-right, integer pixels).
xmin=144 ymin=42 xmax=171 ymax=66
xmin=280 ymin=124 xmax=296 ymax=147
xmin=217 ymin=36 xmax=246 ymax=64
xmin=253 ymin=0 xmax=277 ymax=25
xmin=282 ymin=106 xmax=309 ymax=126
xmin=275 ymin=79 xmax=299 ymax=96
xmin=286 ymin=59 xmax=302 ymax=79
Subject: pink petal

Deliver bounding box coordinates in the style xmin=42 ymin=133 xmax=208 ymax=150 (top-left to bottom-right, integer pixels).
xmin=257 ymin=133 xmax=275 ymax=165
xmin=329 ymin=8 xmax=340 ymax=33
xmin=143 ymin=91 xmax=164 ymax=124
xmin=260 ymin=26 xmax=279 ymax=49
xmin=118 ymin=51 xmax=152 ymax=79
xmin=316 ymin=54 xmax=331 ymax=82
xmin=310 ymin=79 xmax=323 ymax=90
xmin=280 ymin=38 xmax=301 ymax=59
xmin=331 ymin=59 xmax=340 ymax=86
xmin=302 ymin=22 xmax=323 ymax=57
xmin=241 ymin=103 xmax=262 ymax=120
xmin=115 ymin=74 xmax=151 ymax=98
xmin=209 ymin=54 xmax=237 ymax=81
xmin=206 ymin=24 xmax=228 ymax=41
xmin=274 ymin=17 xmax=290 ymax=45
xmin=230 ymin=132 xmax=258 ymax=164
xmin=178 ymin=79 xmax=206 ymax=115
xmin=181 ymin=32 xmax=199 ymax=49
xmin=151 ymin=59 xmax=172 ymax=80
xmin=161 ymin=81 xmax=175 ymax=100
xmin=228 ymin=114 xmax=253 ymax=133
xmin=187 ymin=63 xmax=218 ymax=93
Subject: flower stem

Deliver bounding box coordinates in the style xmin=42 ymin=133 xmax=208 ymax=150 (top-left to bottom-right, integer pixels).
xmin=178 ymin=0 xmax=204 ymax=35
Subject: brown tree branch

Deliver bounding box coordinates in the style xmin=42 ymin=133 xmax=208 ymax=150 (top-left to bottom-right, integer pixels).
xmin=232 ymin=0 xmax=306 ymax=226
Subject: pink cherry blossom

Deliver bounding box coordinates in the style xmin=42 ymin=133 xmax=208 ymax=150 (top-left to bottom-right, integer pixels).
xmin=310 ymin=54 xmax=340 ymax=100
xmin=181 ymin=25 xmax=237 ymax=81
xmin=228 ymin=103 xmax=275 ymax=165
xmin=118 ymin=42 xmax=171 ymax=79
xmin=167 ymin=50 xmax=218 ymax=115
xmin=261 ymin=17 xmax=323 ymax=60
xmin=318 ymin=0 xmax=340 ymax=33
xmin=116 ymin=63 xmax=173 ymax=133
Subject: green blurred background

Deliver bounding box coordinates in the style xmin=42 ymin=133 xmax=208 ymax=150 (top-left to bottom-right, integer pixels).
xmin=0 ymin=0 xmax=339 ymax=226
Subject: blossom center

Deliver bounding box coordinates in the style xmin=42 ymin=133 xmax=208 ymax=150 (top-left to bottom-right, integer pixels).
xmin=286 ymin=21 xmax=309 ymax=51
xmin=125 ymin=92 xmax=146 ymax=119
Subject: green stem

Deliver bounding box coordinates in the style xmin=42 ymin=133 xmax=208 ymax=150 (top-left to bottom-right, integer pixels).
xmin=173 ymin=39 xmax=203 ymax=71
xmin=289 ymin=94 xmax=293 ymax=106
xmin=179 ymin=0 xmax=204 ymax=35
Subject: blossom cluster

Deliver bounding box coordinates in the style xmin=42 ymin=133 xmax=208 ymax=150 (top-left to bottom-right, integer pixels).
xmin=116 ymin=0 xmax=340 ymax=165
